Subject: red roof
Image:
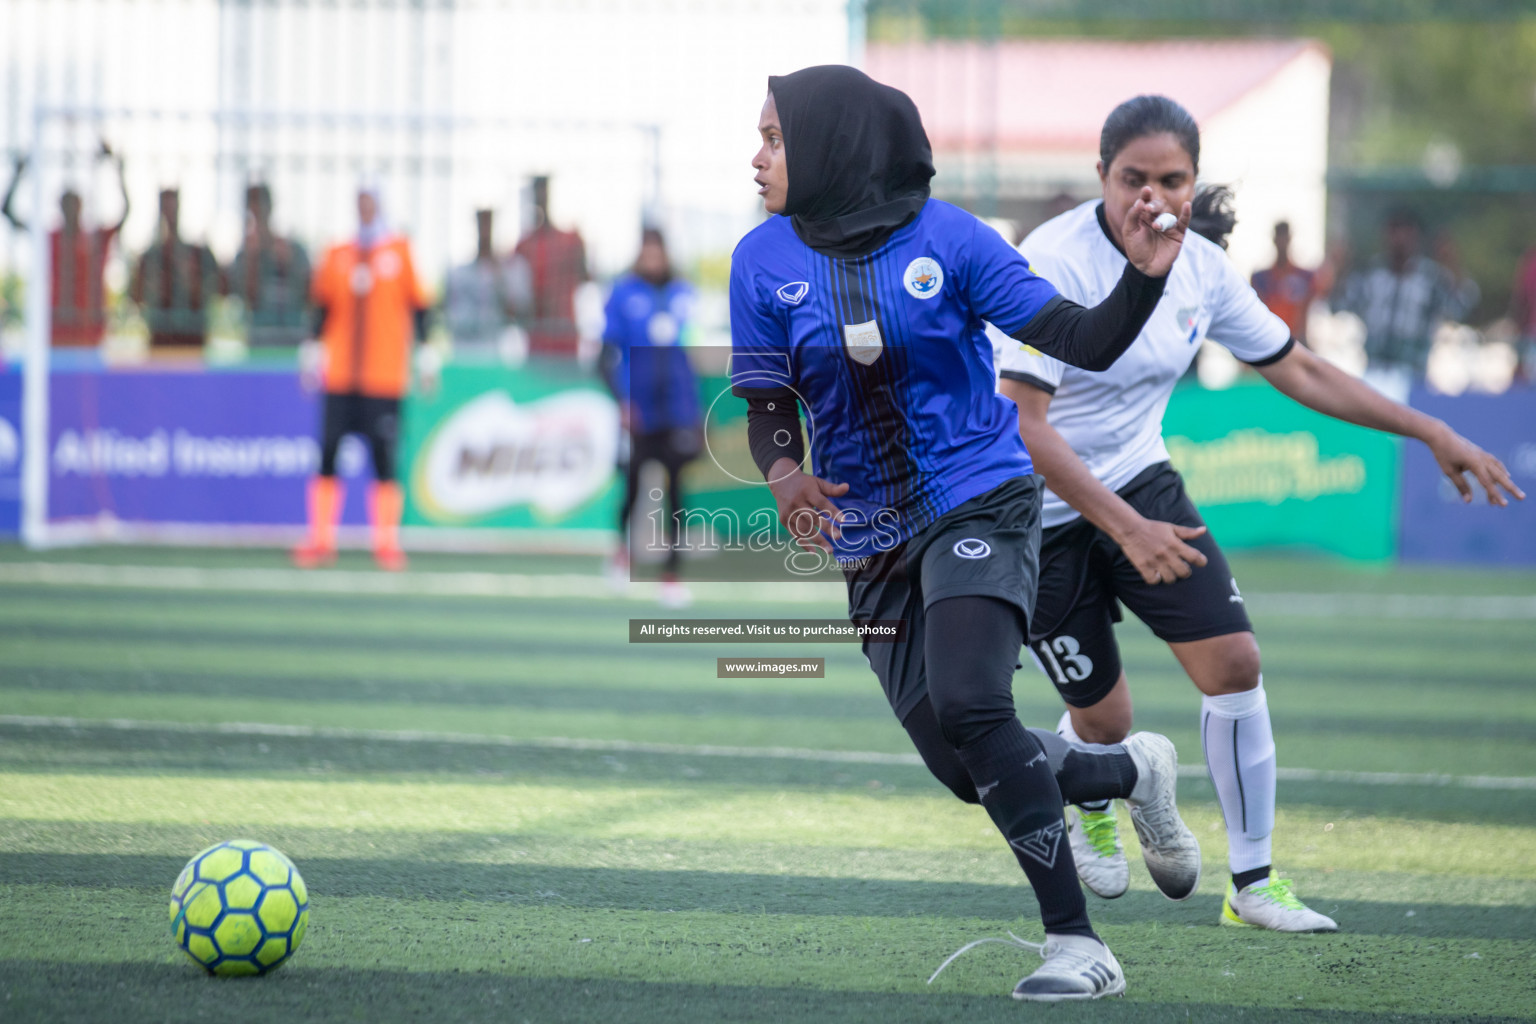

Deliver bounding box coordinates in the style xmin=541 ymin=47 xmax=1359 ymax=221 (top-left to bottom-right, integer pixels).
xmin=865 ymin=39 xmax=1322 ymax=153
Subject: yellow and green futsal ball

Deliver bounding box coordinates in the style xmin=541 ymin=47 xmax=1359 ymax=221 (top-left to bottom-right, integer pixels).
xmin=169 ymin=839 xmax=309 ymax=976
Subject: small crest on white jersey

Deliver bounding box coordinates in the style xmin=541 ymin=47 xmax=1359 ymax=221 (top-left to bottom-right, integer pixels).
xmin=776 ymin=281 xmax=810 ymax=306
xmin=903 ymin=256 xmax=944 ymax=300
xmin=1176 ymin=305 xmax=1201 ymax=344
xmin=843 ymin=319 xmax=884 ymax=365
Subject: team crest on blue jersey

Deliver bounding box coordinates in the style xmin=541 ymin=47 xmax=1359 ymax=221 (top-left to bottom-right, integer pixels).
xmin=776 ymin=281 xmax=810 ymax=306
xmin=903 ymin=257 xmax=943 ymax=300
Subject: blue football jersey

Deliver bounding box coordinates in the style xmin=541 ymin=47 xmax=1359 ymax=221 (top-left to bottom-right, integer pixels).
xmin=603 ymin=274 xmax=701 ymax=433
xmin=730 ymin=200 xmax=1056 ymax=555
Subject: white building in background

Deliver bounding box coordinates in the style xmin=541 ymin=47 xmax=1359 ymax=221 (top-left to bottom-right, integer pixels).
xmin=866 ymin=39 xmax=1333 ymax=276
xmin=0 ymin=0 xmax=851 ymax=283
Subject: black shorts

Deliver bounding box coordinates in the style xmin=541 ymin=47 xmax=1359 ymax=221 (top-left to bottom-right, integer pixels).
xmin=1028 ymin=462 xmax=1253 ymax=708
xmin=629 ymin=427 xmax=703 ymax=474
xmin=320 ymin=393 xmax=401 ymax=481
xmin=845 ymin=475 xmax=1043 ymax=722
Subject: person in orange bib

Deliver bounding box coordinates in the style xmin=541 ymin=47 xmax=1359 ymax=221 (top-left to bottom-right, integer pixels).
xmin=294 ymin=186 xmax=434 ymax=571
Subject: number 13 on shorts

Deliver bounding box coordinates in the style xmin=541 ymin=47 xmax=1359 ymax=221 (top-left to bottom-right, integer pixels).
xmin=1034 ymin=635 xmax=1095 ymax=685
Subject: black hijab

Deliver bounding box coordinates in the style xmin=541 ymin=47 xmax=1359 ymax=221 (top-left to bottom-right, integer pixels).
xmin=768 ymin=65 xmax=935 ymax=258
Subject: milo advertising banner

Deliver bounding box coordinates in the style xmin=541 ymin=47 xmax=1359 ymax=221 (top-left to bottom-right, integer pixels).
xmin=402 ymin=364 xmax=623 ymax=532
xmin=1161 ymin=380 xmax=1400 ymax=561
xmin=399 ymin=359 xmax=786 ymax=567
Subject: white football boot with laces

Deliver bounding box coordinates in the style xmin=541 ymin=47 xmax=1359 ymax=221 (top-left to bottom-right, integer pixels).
xmin=1012 ymin=934 xmax=1125 ymax=1002
xmin=1222 ymin=871 xmax=1339 ymax=932
xmin=926 ymin=931 xmax=1125 ymax=1002
xmin=1065 ymin=803 xmax=1129 ymax=899
xmin=1123 ymin=731 xmax=1203 ymax=900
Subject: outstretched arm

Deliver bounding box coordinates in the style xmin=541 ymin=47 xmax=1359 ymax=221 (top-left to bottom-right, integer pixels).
xmin=1013 ymin=188 xmax=1189 ymax=371
xmin=102 ymin=140 xmax=129 ymax=233
xmin=1 ymin=155 xmax=28 ymax=233
xmin=1001 ymin=377 xmax=1208 ymax=584
xmin=1256 ymin=342 xmax=1524 ymax=506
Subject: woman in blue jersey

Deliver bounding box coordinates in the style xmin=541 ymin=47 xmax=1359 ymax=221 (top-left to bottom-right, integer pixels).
xmin=729 ymin=65 xmax=1200 ymax=1002
xmin=602 ymin=228 xmax=702 ymax=608
xmin=996 ymin=95 xmax=1523 ymax=935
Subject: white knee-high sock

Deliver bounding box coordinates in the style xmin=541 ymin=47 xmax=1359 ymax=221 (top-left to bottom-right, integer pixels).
xmin=1200 ymin=680 xmax=1275 ymax=876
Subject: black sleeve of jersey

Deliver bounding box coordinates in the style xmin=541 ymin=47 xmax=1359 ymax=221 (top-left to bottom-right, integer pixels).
xmin=1241 ymin=337 xmax=1297 ymax=367
xmin=1011 ymin=263 xmax=1166 ymax=372
xmin=312 ymin=306 xmax=328 ymax=338
xmin=998 ymin=369 xmax=1058 ymax=395
xmin=744 ymin=393 xmax=805 ymax=480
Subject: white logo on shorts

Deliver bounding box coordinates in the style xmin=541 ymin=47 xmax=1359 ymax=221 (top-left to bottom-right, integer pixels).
xmin=1229 ymin=578 xmax=1244 ymax=604
xmin=953 ymin=538 xmax=991 ymax=559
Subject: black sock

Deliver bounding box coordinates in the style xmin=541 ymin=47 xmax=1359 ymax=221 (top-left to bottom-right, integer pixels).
xmin=956 ymin=718 xmax=1097 ymax=940
xmin=1232 ymin=865 xmax=1272 ymax=891
xmin=1027 ymin=727 xmax=1138 ymax=805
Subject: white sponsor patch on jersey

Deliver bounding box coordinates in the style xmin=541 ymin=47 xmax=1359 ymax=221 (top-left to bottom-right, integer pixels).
xmin=842 ymin=319 xmax=884 ymax=365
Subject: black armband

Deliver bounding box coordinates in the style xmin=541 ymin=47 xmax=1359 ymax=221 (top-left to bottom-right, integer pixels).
xmin=744 ymin=391 xmax=805 ymax=480
xmin=1012 ymin=262 xmax=1166 ymax=372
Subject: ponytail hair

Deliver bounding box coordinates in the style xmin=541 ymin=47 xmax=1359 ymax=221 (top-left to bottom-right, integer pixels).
xmin=1100 ymin=95 xmax=1200 ymax=173
xmin=1188 ymin=185 xmax=1237 ymax=251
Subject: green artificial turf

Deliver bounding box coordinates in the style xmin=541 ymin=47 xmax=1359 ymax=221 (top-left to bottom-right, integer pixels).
xmin=0 ymin=546 xmax=1532 ymax=1022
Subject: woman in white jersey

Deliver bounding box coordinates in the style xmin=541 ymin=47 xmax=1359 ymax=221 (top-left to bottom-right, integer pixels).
xmin=996 ymin=95 xmax=1523 ymax=933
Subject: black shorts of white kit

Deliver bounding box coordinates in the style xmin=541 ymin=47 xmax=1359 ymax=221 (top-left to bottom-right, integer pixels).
xmin=1029 ymin=461 xmax=1253 ymax=709
xmin=844 ymin=474 xmax=1043 ymax=722
xmin=319 ymin=393 xmax=402 ymax=482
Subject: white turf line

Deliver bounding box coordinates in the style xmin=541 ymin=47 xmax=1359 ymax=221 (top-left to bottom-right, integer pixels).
xmin=2 ymin=561 xmax=1536 ymax=618
xmin=3 ymin=715 xmax=1534 ymax=791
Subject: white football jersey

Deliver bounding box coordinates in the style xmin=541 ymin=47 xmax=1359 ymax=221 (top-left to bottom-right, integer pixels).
xmin=994 ymin=201 xmax=1292 ymax=528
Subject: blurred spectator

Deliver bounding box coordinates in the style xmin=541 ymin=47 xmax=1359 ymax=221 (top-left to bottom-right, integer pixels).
xmin=1511 ymin=246 xmax=1536 ymax=383
xmin=129 ymin=188 xmax=226 ymax=352
xmin=1 ymin=141 xmax=129 ymax=347
xmin=513 ymin=176 xmax=588 ymax=358
xmin=1251 ymin=221 xmax=1318 ymax=345
xmin=1337 ymin=207 xmax=1469 ymax=396
xmin=601 ymin=227 xmax=701 ymax=609
xmin=442 ymin=208 xmax=531 ymax=361
xmin=1432 ymin=231 xmax=1481 ymax=321
xmin=295 ymin=186 xmax=432 ymax=572
xmin=230 ymin=183 xmax=311 ymax=348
